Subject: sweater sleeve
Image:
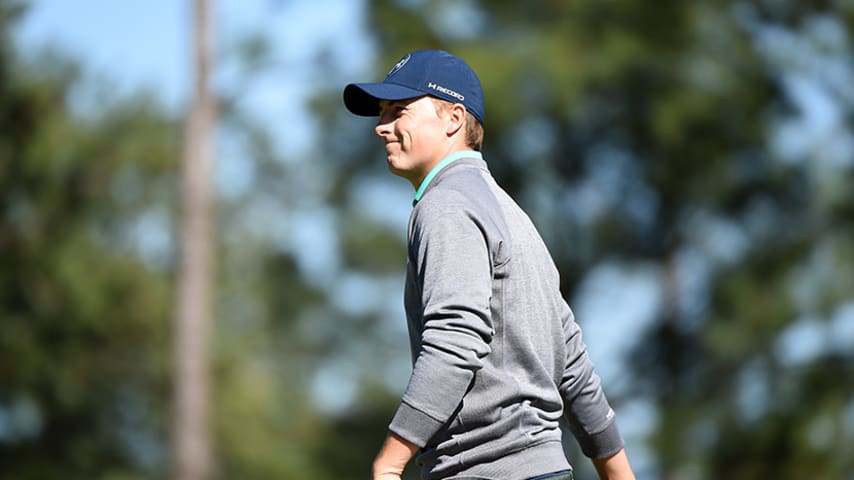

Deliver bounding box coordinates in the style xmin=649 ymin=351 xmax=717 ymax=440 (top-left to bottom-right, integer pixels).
xmin=389 ymin=199 xmax=494 ymax=447
xmin=559 ymin=309 xmax=625 ymax=459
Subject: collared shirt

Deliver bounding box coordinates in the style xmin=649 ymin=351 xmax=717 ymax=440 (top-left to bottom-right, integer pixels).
xmin=412 ymin=150 xmax=483 ymax=206
xmin=391 ymin=151 xmax=624 ymax=478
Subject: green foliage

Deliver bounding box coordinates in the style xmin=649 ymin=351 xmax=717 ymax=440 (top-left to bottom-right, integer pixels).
xmin=4 ymin=0 xmax=854 ymax=478
xmin=0 ymin=7 xmax=177 ymax=479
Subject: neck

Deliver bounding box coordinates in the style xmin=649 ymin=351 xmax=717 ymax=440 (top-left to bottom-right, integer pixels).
xmin=411 ymin=149 xmax=483 ymax=206
xmin=409 ymin=143 xmax=470 ymax=189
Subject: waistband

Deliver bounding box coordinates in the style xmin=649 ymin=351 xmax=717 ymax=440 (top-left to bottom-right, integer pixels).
xmin=527 ymin=469 xmax=573 ymax=480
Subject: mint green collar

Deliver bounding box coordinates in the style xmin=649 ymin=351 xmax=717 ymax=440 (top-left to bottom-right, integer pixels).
xmin=413 ymin=150 xmax=482 ymax=206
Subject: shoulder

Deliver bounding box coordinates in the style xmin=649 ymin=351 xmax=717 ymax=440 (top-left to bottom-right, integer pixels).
xmin=409 ymin=188 xmax=472 ymax=241
xmin=410 ymin=166 xmax=509 ymax=245
xmin=416 ymin=165 xmax=494 ymax=217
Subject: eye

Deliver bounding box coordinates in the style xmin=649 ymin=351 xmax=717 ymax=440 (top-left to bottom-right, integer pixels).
xmin=379 ymin=103 xmax=404 ymax=118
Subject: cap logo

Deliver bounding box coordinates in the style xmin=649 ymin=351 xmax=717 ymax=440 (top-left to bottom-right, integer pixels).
xmin=427 ymin=82 xmax=465 ymax=102
xmin=387 ymin=54 xmax=410 ymax=76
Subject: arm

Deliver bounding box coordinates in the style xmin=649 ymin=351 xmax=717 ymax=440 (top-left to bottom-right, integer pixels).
xmin=372 ymin=432 xmax=419 ymax=480
xmin=593 ymin=448 xmax=635 ymax=479
xmin=388 ymin=201 xmax=494 ymax=446
xmin=558 ymin=310 xmax=632 ymax=474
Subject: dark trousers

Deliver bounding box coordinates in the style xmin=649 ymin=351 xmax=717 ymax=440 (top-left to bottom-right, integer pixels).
xmin=526 ymin=470 xmax=573 ymax=480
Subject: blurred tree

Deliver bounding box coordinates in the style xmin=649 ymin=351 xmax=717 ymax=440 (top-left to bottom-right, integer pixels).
xmin=0 ymin=1 xmax=405 ymax=478
xmin=173 ymin=0 xmax=215 ymax=478
xmin=0 ymin=2 xmax=177 ymax=478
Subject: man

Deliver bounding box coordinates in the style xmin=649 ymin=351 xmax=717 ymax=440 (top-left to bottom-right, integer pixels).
xmin=343 ymin=50 xmax=635 ymax=480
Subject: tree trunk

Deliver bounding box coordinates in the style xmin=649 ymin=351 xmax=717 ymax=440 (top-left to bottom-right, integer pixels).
xmin=173 ymin=0 xmax=215 ymax=479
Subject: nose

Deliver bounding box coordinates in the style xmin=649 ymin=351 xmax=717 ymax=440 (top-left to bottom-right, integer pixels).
xmin=375 ymin=111 xmax=393 ymax=138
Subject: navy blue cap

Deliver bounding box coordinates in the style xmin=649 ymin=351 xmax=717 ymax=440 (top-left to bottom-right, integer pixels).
xmin=343 ymin=49 xmax=485 ymax=125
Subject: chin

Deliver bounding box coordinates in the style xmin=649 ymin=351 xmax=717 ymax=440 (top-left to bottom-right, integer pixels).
xmin=387 ymin=164 xmax=413 ymax=183
xmin=387 ymin=163 xmax=405 ymax=177
xmin=386 ymin=155 xmax=404 ymax=171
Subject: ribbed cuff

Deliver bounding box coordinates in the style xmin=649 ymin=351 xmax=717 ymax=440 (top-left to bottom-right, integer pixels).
xmin=576 ymin=419 xmax=625 ymax=459
xmin=388 ymin=401 xmax=444 ymax=448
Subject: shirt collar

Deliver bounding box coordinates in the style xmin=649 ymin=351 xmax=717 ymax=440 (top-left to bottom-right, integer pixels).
xmin=412 ymin=150 xmax=483 ymax=206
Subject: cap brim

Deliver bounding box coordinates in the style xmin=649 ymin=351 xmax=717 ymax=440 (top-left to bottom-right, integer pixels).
xmin=343 ymin=82 xmax=425 ymax=117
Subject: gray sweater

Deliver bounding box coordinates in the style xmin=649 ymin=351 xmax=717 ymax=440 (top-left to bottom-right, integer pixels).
xmin=389 ymin=155 xmax=624 ymax=480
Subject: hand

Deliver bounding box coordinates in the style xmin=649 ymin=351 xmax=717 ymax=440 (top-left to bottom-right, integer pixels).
xmin=372 ymin=432 xmax=419 ymax=480
xmin=592 ymin=448 xmax=635 ymax=480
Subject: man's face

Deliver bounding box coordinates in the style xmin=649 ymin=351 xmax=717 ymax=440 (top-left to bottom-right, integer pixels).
xmin=375 ymin=96 xmax=448 ymax=186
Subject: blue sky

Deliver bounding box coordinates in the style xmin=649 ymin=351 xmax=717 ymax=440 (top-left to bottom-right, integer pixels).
xmin=15 ymin=0 xmax=374 ymax=154
xmin=16 ymin=1 xmax=188 ymax=106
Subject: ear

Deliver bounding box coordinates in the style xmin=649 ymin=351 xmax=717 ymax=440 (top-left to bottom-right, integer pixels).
xmin=445 ymin=103 xmax=467 ymax=137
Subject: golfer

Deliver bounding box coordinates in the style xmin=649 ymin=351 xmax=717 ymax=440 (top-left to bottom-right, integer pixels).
xmin=343 ymin=49 xmax=635 ymax=480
